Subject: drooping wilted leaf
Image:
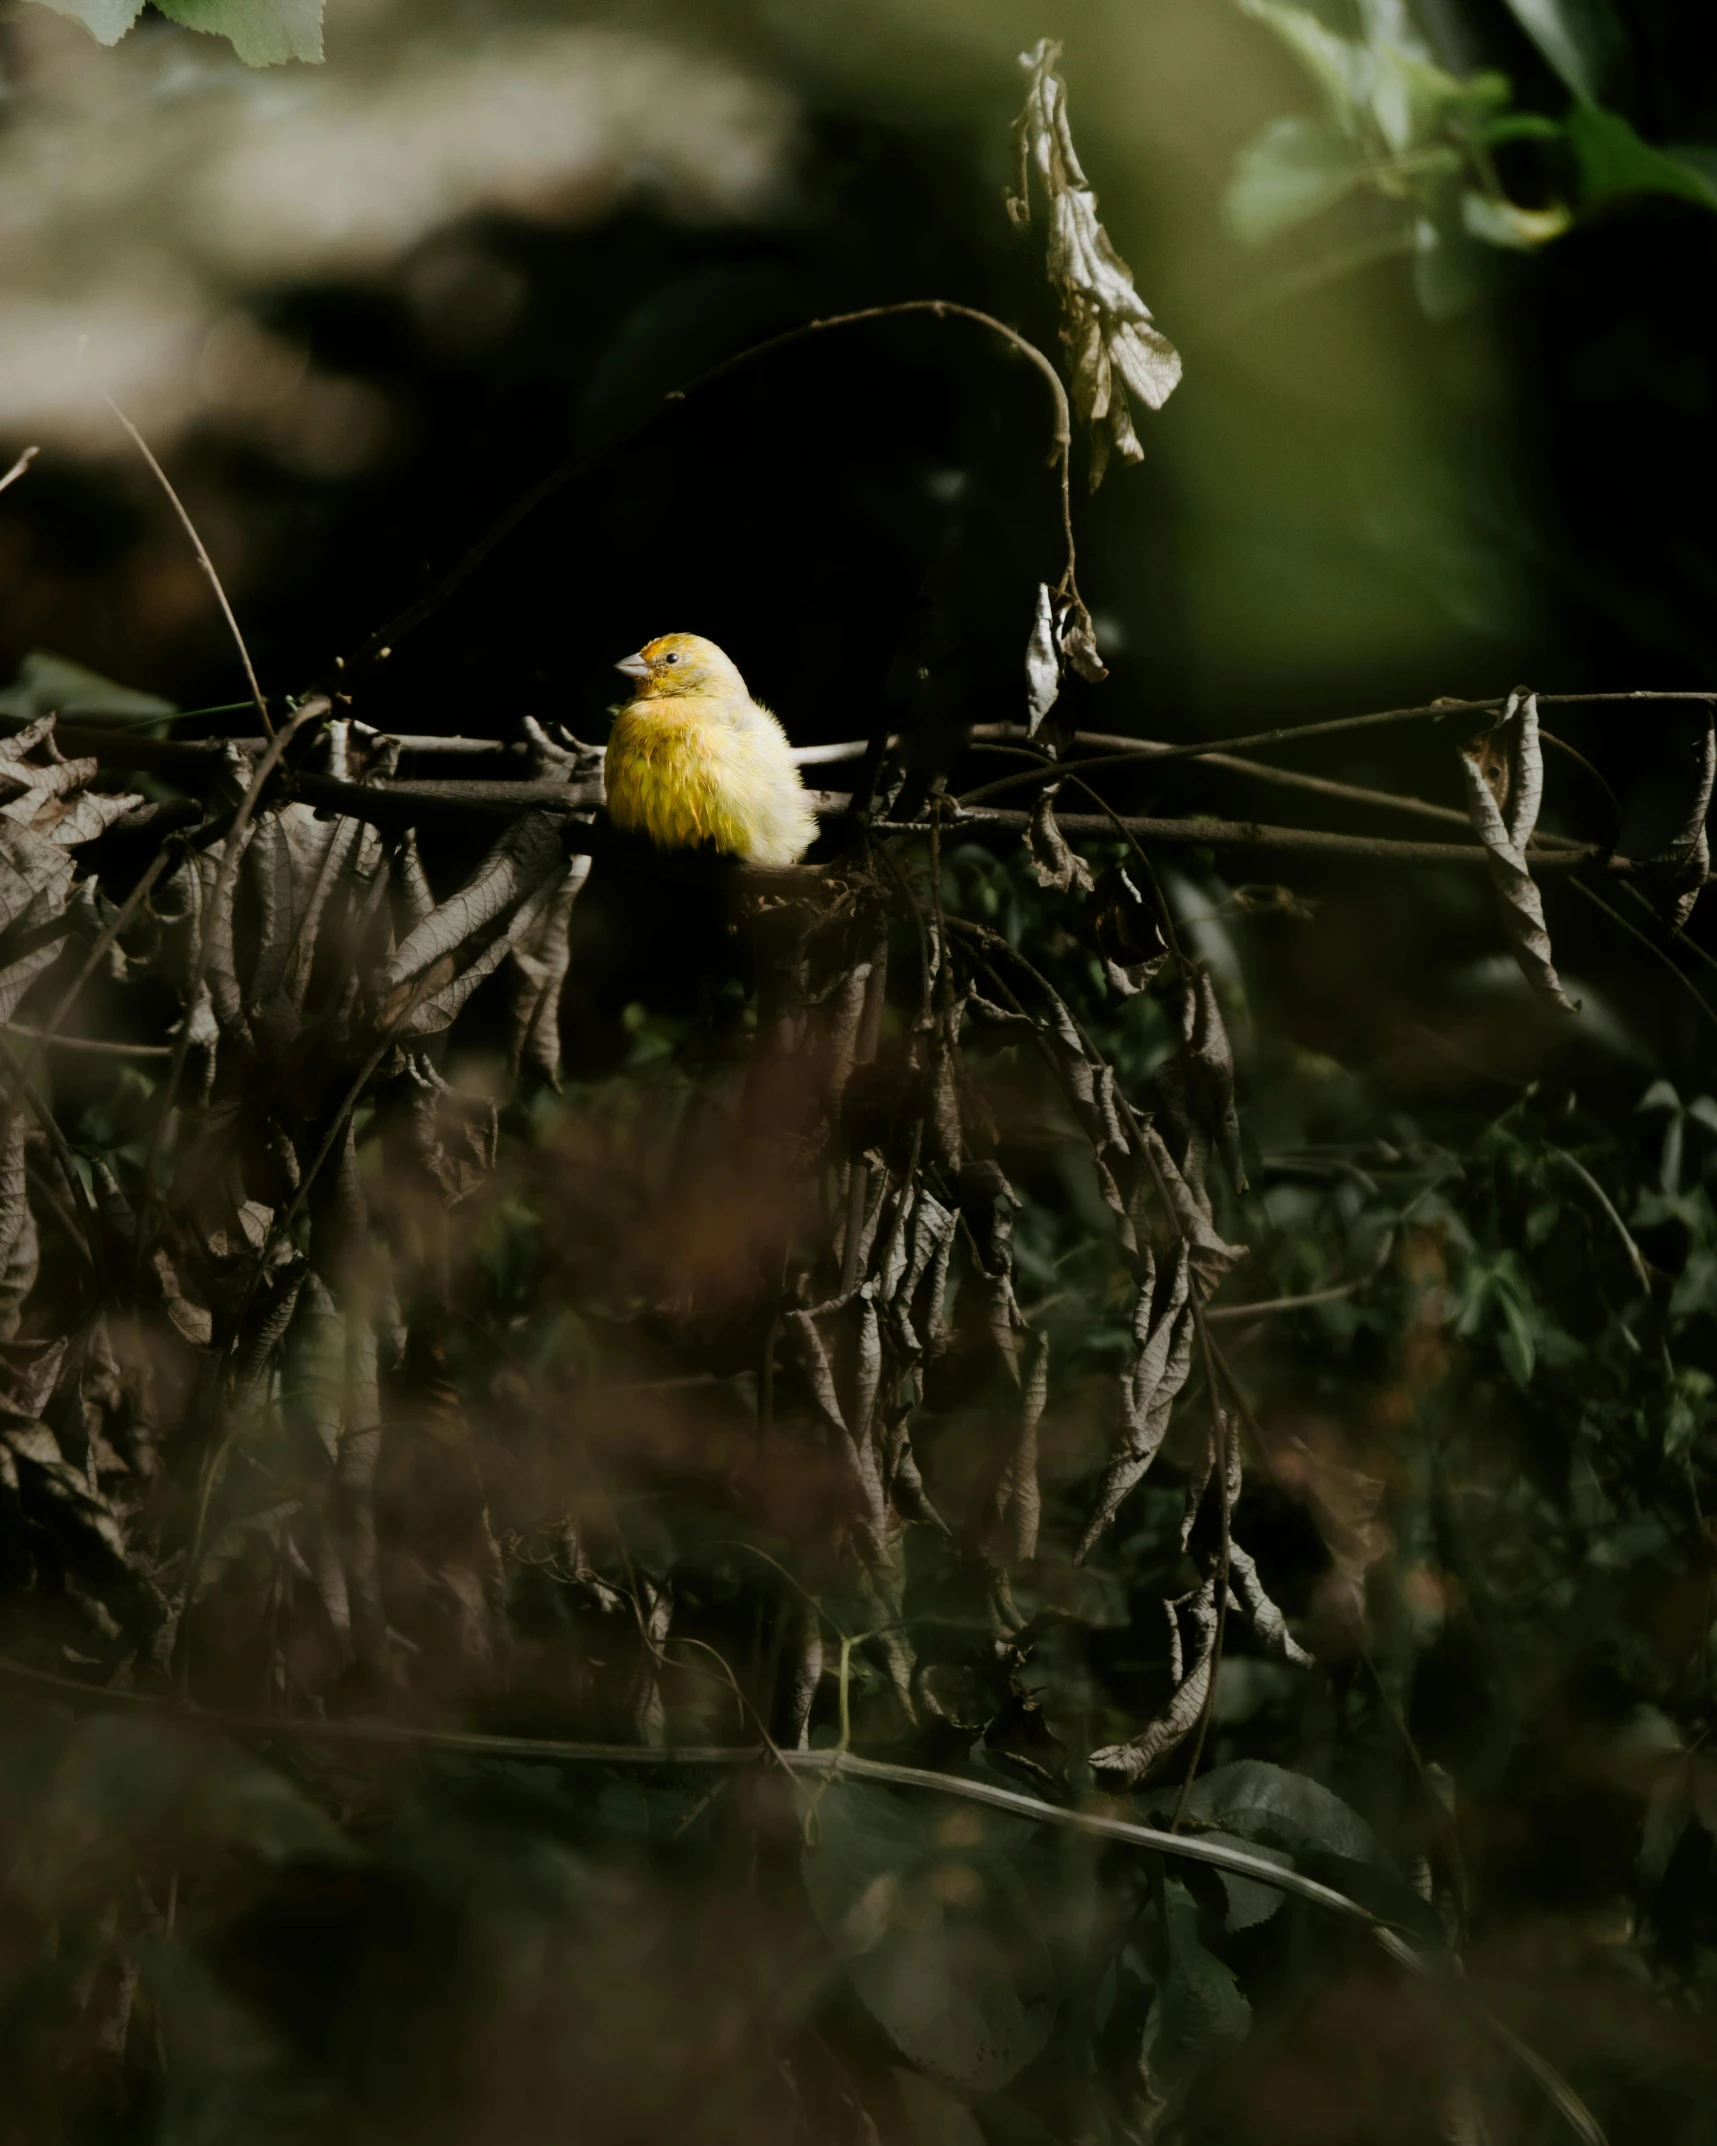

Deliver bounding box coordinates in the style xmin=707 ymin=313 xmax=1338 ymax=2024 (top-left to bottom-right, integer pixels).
xmin=978 ymin=1327 xmax=1048 ymax=1568
xmin=1024 ymin=787 xmax=1093 ymax=896
xmin=0 ymin=819 xmax=77 ymax=937
xmin=380 ymin=811 xmax=567 ymax=1026
xmin=1009 ymin=39 xmax=1182 ymax=487
xmin=0 ymin=1108 xmax=38 ymax=1344
xmin=1658 ymin=711 xmax=1713 ymax=933
xmin=1458 ymin=690 xmax=1579 ymax=1014
xmin=1024 ymin=584 xmax=1061 ymax=735
xmin=507 ymin=856 xmax=591 ymax=1080
xmin=1076 ymin=1246 xmax=1193 ymax=1561
xmin=1160 ymin=963 xmax=1247 ymax=1196
xmin=1082 ymin=861 xmax=1167 ymax=996
xmin=1227 ymin=1539 xmax=1312 ymax=1664
xmin=0 ymin=716 xmax=143 ymax=844
xmin=1089 ymin=1576 xmax=1218 ymax=1783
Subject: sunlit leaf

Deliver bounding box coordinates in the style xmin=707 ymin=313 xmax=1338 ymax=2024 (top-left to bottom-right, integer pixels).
xmin=17 ymin=0 xmax=144 ymax=48
xmin=1010 ymin=40 xmax=1180 ymax=486
xmin=153 ymin=0 xmax=324 ymax=66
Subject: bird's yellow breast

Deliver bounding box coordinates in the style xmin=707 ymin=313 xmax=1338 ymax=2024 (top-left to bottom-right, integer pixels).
xmin=604 ymin=694 xmax=815 ymax=867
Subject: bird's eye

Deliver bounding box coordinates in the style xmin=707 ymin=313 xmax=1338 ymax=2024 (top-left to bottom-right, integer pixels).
xmin=662 ymin=652 xmax=680 ymax=665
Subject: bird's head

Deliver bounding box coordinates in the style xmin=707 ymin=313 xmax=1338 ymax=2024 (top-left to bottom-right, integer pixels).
xmin=615 ymin=633 xmax=746 ymax=701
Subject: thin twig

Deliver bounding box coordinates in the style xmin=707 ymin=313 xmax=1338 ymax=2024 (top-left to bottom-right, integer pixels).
xmin=926 ymin=806 xmax=1634 ymax=875
xmin=1546 ymin=1144 xmax=1654 ymax=1296
xmin=959 ymin=699 xmax=1507 ymax=807
xmin=0 ymin=446 xmax=38 ymax=498
xmin=978 ymin=723 xmax=1594 ymax=848
xmin=91 ymin=383 xmax=273 ymax=738
xmin=343 ymin=300 xmax=1080 ymax=678
xmin=1206 ymin=1281 xmax=1360 ymax=1322
xmin=959 ymin=691 xmax=1717 ymax=812
xmin=0 ymin=1027 xmax=170 ymax=1060
xmin=1567 ymin=877 xmax=1717 ymax=1037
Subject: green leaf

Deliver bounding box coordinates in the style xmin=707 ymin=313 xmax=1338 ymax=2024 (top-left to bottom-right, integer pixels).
xmin=27 ymin=1715 xmax=350 ymax=1904
xmin=1497 ymin=1291 xmax=1536 ymax=1386
xmin=1228 ymin=117 xmax=1368 ymax=243
xmin=1139 ymin=1881 xmax=1253 ymax=2126
xmin=1499 ymin=0 xmax=1625 ymax=105
xmin=1568 ymin=106 xmax=1717 ymax=212
xmin=0 ymin=651 xmax=176 ymax=729
xmin=22 ymin=0 xmax=145 ymax=47
xmin=1663 ymin=1366 xmax=1713 ymax=1459
xmin=1526 ymin=1197 xmax=1562 ymax=1249
xmin=802 ymin=1782 xmax=1056 ymax=2091
xmin=153 ymin=0 xmax=323 ymax=67
xmin=1166 ymin=1759 xmax=1374 ymax=1863
xmin=1670 ymin=1255 xmax=1717 ymax=1320
xmin=1192 ymin=1828 xmax=1297 ymax=1930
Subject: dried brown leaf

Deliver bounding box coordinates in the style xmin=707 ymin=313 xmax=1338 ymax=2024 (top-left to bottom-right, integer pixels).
xmin=1010 ymin=38 xmax=1182 ymax=489
xmin=1076 ymin=1246 xmax=1194 ymax=1560
xmin=1661 ymin=712 xmax=1714 ymax=933
xmin=1024 ymin=583 xmax=1061 ymax=734
xmin=1458 ymin=690 xmax=1578 ymax=1014
xmin=1026 ymin=785 xmax=1094 ymax=895
xmin=1088 ymin=1577 xmax=1218 ymax=1782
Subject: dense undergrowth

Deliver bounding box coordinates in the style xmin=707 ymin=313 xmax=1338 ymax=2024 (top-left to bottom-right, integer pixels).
xmin=0 ymin=23 xmax=1713 ymax=2146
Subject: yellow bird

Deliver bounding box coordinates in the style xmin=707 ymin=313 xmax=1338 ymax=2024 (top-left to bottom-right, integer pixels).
xmin=605 ymin=633 xmax=817 ymax=868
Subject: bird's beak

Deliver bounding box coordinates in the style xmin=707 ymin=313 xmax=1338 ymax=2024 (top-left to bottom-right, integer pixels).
xmin=615 ymin=651 xmax=650 ymax=680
